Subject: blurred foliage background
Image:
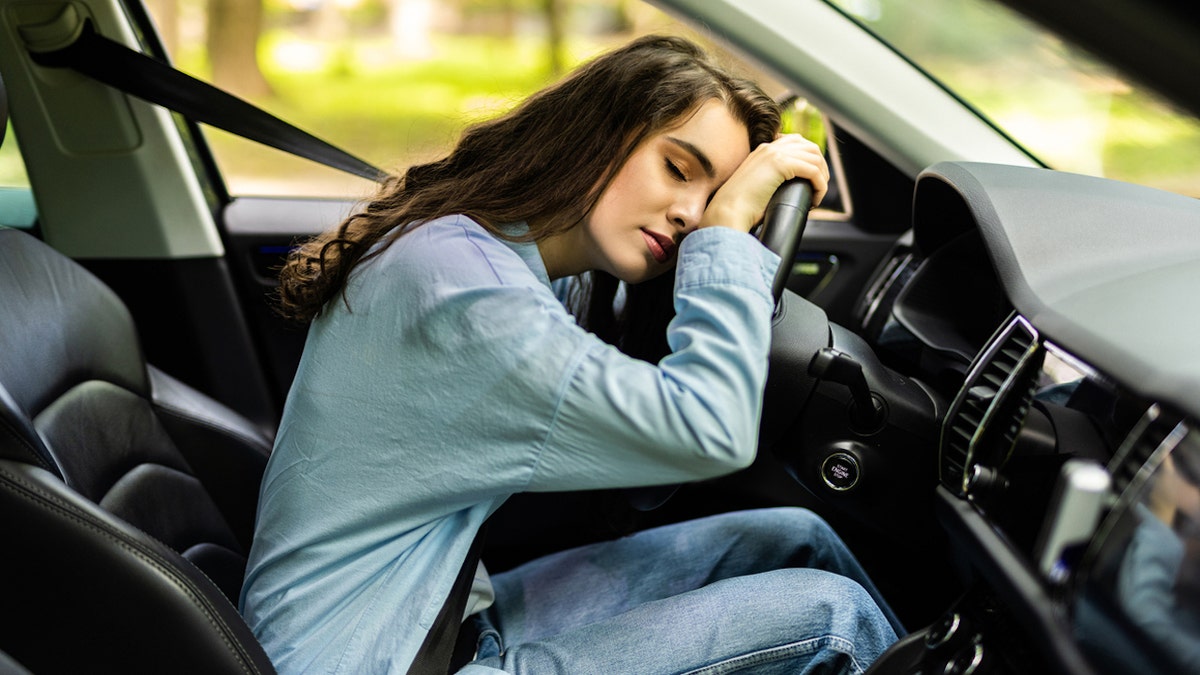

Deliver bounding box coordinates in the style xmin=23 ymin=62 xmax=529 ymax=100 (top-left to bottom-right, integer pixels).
xmin=144 ymin=0 xmax=783 ymax=196
xmin=146 ymin=0 xmax=1196 ymax=198
xmin=3 ymin=0 xmax=1193 ymax=199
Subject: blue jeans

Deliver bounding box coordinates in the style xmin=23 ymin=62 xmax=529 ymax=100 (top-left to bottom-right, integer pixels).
xmin=463 ymin=507 xmax=902 ymax=674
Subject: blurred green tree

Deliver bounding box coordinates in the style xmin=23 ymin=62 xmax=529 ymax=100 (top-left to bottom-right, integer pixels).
xmin=208 ymin=0 xmax=273 ymax=97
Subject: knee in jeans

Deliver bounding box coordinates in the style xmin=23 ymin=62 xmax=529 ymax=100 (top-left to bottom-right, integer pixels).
xmin=780 ymin=570 xmax=887 ymax=626
xmin=779 ymin=506 xmax=832 ymax=530
xmin=763 ymin=507 xmax=840 ymax=545
xmin=726 ymin=506 xmax=829 ymax=533
xmin=705 ymin=508 xmax=850 ymax=567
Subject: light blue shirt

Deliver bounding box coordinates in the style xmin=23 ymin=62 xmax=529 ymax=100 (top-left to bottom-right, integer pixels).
xmin=240 ymin=215 xmax=780 ymax=673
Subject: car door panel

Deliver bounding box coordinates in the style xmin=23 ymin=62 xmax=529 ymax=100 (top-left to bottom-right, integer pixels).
xmin=220 ymin=196 xmax=356 ymax=403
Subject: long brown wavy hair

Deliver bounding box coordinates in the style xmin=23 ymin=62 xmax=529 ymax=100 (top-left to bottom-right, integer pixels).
xmin=277 ymin=34 xmax=780 ymax=358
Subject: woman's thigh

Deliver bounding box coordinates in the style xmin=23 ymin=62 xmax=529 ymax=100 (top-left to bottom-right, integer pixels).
xmin=482 ymin=507 xmax=899 ymax=646
xmin=470 ymin=567 xmax=897 ymax=675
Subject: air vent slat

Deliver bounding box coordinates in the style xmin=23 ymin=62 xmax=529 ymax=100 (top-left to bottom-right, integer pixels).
xmin=1108 ymin=410 xmax=1182 ymax=496
xmin=980 ymin=372 xmax=1006 ymax=389
xmin=940 ymin=316 xmax=1040 ymax=492
xmin=950 ymin=426 xmax=973 ymax=443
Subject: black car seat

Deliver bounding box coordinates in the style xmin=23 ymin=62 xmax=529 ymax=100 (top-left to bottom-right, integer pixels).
xmin=0 ymin=76 xmax=277 ymax=672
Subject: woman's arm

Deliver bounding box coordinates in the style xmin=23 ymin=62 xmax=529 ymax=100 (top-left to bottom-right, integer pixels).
xmin=530 ymin=226 xmax=779 ymax=490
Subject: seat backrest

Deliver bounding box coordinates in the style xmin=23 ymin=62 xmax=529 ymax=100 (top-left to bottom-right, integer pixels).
xmin=0 ymin=227 xmax=277 ymax=674
xmin=0 ymin=95 xmax=276 ymax=672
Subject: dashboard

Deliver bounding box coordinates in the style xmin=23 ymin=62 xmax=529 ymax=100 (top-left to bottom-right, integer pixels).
xmin=827 ymin=162 xmax=1200 ymax=674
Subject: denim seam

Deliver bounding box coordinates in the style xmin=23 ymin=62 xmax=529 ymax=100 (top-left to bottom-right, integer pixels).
xmin=475 ymin=626 xmax=504 ymax=660
xmin=679 ymin=634 xmax=864 ymax=675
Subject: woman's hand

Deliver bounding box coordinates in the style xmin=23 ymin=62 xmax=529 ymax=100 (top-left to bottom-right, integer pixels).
xmin=698 ymin=134 xmax=829 ymax=233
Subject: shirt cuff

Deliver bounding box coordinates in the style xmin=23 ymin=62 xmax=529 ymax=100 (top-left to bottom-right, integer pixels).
xmin=674 ymin=226 xmax=780 ymax=299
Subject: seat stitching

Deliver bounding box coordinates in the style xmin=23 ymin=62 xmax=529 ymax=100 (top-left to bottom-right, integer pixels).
xmin=0 ymin=463 xmax=264 ymax=675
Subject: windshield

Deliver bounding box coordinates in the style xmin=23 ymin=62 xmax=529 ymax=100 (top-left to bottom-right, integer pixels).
xmin=829 ymin=0 xmax=1200 ymax=198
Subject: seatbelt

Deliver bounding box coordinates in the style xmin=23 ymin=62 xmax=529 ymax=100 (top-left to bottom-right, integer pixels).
xmin=410 ymin=524 xmax=488 ymax=675
xmin=26 ymin=16 xmax=386 ymax=183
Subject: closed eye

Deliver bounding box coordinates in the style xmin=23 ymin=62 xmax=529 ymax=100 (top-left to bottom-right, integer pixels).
xmin=664 ymin=158 xmax=686 ymax=182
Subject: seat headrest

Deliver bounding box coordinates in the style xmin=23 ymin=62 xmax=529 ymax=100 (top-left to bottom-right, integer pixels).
xmin=0 ymin=228 xmax=148 ymax=420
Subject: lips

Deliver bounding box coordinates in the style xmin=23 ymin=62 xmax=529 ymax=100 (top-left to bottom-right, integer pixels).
xmin=640 ymin=229 xmax=677 ymax=264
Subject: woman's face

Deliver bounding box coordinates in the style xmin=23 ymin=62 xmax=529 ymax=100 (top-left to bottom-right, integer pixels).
xmin=556 ymin=99 xmax=751 ymax=283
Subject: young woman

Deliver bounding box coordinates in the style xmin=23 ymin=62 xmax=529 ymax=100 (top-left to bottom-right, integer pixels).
xmin=240 ymin=35 xmax=902 ymax=674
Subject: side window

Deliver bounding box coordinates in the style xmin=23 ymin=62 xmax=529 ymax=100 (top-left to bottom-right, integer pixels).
xmin=779 ymin=96 xmax=844 ymax=215
xmin=0 ymin=121 xmax=37 ymax=230
xmin=142 ymin=0 xmax=839 ymax=214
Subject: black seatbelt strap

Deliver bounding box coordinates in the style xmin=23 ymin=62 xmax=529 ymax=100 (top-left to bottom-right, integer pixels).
xmin=28 ymin=18 xmax=387 ymax=183
xmin=409 ymin=523 xmax=488 ymax=675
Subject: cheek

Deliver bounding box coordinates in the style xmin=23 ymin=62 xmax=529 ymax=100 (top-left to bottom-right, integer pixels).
xmin=601 ymin=166 xmax=641 ymax=207
xmin=609 ymin=151 xmax=666 ymax=204
xmin=587 ymin=151 xmax=664 ymax=238
xmin=590 ymin=172 xmax=638 ymax=229
xmin=586 ymin=190 xmax=622 ymax=237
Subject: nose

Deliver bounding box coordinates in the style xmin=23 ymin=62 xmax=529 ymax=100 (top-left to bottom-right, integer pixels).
xmin=667 ymin=193 xmax=705 ymax=237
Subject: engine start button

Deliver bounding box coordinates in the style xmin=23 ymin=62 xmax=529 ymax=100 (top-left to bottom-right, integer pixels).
xmin=821 ymin=452 xmax=861 ymax=491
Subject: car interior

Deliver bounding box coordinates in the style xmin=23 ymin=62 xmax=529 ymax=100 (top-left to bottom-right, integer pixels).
xmin=1 ymin=0 xmax=1199 ymax=674
xmin=0 ymin=100 xmax=276 ymax=672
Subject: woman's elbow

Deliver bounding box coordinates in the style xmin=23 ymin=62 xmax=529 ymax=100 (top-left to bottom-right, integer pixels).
xmin=690 ymin=422 xmax=759 ymax=475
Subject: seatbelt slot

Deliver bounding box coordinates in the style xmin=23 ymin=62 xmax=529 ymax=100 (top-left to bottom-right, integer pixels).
xmin=17 ymin=3 xmax=85 ymax=54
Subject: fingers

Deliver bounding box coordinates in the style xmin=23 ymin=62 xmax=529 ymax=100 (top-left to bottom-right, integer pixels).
xmin=700 ymin=134 xmax=832 ymax=232
xmin=763 ymin=134 xmax=830 ymax=207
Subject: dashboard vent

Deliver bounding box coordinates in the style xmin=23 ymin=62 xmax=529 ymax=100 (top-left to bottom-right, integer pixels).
xmin=1079 ymin=408 xmax=1189 ymax=581
xmin=940 ymin=315 xmax=1042 ymax=494
xmin=1107 ymin=405 xmax=1186 ymax=497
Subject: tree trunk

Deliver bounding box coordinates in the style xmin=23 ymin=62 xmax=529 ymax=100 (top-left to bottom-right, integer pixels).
xmin=543 ymin=0 xmax=565 ymax=76
xmin=498 ymin=0 xmax=517 ymax=40
xmin=206 ymin=0 xmax=272 ymax=99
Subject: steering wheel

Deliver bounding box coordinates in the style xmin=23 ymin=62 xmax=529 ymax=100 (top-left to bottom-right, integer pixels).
xmin=628 ymin=180 xmax=816 ymax=512
xmin=757 ymin=179 xmax=815 ymax=304
xmin=755 ymin=178 xmax=830 ymax=454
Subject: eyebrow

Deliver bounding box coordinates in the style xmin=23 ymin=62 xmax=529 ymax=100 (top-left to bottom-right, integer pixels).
xmin=665 ymin=137 xmax=715 ymax=178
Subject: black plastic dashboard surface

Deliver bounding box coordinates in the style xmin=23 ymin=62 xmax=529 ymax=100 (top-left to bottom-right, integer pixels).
xmin=911 ymin=162 xmax=1200 ymax=420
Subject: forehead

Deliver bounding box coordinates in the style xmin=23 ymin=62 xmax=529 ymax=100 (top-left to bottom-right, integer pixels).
xmin=659 ymin=99 xmax=751 ymax=181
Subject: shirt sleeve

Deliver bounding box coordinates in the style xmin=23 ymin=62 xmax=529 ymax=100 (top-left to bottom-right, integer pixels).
xmin=336 ymin=218 xmax=779 ymax=496
xmin=529 ymin=226 xmax=780 ymax=491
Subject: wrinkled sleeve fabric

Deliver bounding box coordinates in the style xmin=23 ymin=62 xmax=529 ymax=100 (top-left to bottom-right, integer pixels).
xmin=529 ymin=226 xmax=780 ymax=490
xmin=347 ymin=216 xmax=781 ymax=494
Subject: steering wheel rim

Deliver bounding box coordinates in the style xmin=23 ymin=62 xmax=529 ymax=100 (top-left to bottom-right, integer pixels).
xmin=757 ymin=179 xmax=814 ymax=305
xmin=626 ymin=180 xmax=815 ymax=512
xmin=755 ymin=179 xmax=823 ymax=454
